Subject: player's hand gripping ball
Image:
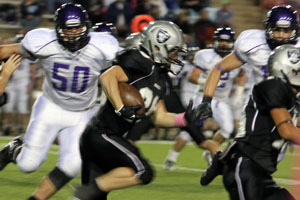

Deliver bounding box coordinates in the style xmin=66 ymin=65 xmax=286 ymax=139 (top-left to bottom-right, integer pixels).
xmin=118 ymin=82 xmax=145 ymax=115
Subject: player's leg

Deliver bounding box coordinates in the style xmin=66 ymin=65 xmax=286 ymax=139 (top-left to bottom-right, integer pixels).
xmin=0 ymin=95 xmax=60 ymax=171
xmin=2 ymin=83 xmax=17 ymax=135
xmin=263 ymin=177 xmax=296 ymax=200
xmin=163 ymin=131 xmax=191 ymax=170
xmin=16 ymin=78 xmax=30 ymax=135
xmin=202 ymin=100 xmax=234 ymax=165
xmin=30 ymin=105 xmax=98 ymax=199
xmin=212 ymin=100 xmax=235 ymax=144
xmin=74 ymin=132 xmax=154 ymax=199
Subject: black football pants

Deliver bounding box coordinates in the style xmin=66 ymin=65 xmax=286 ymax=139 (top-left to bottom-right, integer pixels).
xmin=223 ymin=155 xmax=295 ymax=200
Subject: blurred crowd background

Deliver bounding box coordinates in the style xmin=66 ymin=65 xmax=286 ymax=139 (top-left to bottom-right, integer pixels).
xmin=0 ymin=0 xmax=299 ymax=137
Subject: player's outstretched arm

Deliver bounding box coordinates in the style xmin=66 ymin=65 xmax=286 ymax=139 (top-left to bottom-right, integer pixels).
xmin=152 ymin=100 xmax=206 ymax=127
xmin=0 ymin=54 xmax=22 ymax=94
xmin=271 ymin=108 xmax=300 ymax=144
xmin=203 ymin=53 xmax=243 ymax=98
xmin=0 ymin=43 xmax=20 ymax=60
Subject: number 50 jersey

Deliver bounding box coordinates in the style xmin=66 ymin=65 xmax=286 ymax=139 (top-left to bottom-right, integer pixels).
xmin=19 ymin=28 xmax=119 ymax=111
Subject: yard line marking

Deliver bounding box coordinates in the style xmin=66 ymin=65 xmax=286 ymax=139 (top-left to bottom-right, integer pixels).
xmin=1 ymin=138 xmax=300 ymax=186
xmin=153 ymin=164 xmax=205 ymax=172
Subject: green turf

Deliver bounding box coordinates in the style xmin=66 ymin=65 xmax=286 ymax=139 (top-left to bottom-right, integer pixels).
xmin=0 ymin=138 xmax=298 ymax=199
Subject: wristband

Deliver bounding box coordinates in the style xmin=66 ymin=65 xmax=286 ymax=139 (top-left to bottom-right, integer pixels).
xmin=216 ymin=64 xmax=225 ymax=72
xmin=202 ymin=96 xmax=212 ymax=104
xmin=114 ymin=105 xmax=124 ymax=116
xmin=197 ymin=76 xmax=206 ymax=85
xmin=235 ymin=86 xmax=244 ymax=96
xmin=175 ymin=113 xmax=187 ymax=127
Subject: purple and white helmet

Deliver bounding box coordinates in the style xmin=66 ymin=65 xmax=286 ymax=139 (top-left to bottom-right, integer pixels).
xmin=265 ymin=5 xmax=299 ymax=49
xmin=213 ymin=26 xmax=235 ymax=57
xmin=92 ymin=22 xmax=117 ymax=37
xmin=54 ymin=3 xmax=91 ymax=51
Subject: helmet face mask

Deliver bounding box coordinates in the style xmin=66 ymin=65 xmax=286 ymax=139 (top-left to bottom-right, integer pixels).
xmin=140 ymin=21 xmax=185 ymax=74
xmin=54 ymin=3 xmax=90 ymax=52
xmin=268 ymin=44 xmax=300 ymax=89
xmin=213 ymin=27 xmax=235 ymax=57
xmin=265 ymin=5 xmax=299 ymax=50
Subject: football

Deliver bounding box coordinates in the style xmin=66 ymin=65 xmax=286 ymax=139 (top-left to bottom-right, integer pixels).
xmin=118 ymin=82 xmax=145 ymax=115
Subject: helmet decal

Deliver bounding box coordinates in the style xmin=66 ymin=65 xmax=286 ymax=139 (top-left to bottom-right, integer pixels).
xmin=140 ymin=20 xmax=185 ymax=74
xmin=157 ymin=29 xmax=170 ymax=43
xmin=288 ymin=49 xmax=300 ymax=64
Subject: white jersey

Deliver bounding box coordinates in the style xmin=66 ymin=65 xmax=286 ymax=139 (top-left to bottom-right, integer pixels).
xmin=19 ymin=28 xmax=119 ymax=111
xmin=234 ymin=29 xmax=300 ymax=84
xmin=179 ymin=60 xmax=198 ymax=107
xmin=193 ymin=49 xmax=240 ymax=101
xmin=11 ymin=58 xmax=32 ymax=80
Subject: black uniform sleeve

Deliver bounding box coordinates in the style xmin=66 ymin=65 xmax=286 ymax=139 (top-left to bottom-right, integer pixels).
xmin=113 ymin=49 xmax=153 ymax=82
xmin=252 ymin=78 xmax=295 ymax=110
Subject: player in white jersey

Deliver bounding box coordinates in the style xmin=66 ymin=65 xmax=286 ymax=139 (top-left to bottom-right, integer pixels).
xmin=0 ymin=3 xmax=119 ymax=200
xmin=199 ymin=4 xmax=300 ymax=186
xmin=2 ymin=58 xmax=35 ymax=135
xmin=0 ymin=54 xmax=22 ymax=106
xmin=230 ymin=63 xmax=255 ymax=128
xmin=198 ymin=5 xmax=300 ymax=120
xmin=164 ymin=27 xmax=244 ymax=168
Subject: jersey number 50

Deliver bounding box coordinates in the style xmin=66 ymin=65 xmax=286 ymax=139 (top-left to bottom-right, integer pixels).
xmin=52 ymin=62 xmax=90 ymax=93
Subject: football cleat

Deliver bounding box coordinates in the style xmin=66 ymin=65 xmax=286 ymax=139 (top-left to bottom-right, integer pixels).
xmin=200 ymin=151 xmax=223 ymax=186
xmin=0 ymin=136 xmax=23 ymax=171
xmin=163 ymin=160 xmax=175 ymax=170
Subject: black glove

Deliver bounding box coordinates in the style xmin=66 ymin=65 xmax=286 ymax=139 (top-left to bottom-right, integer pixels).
xmin=115 ymin=105 xmax=141 ymax=122
xmin=0 ymin=92 xmax=7 ymax=107
xmin=184 ymin=99 xmax=212 ymax=125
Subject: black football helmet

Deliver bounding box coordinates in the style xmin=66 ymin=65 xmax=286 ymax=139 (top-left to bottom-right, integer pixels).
xmin=213 ymin=26 xmax=235 ymax=57
xmin=54 ymin=3 xmax=91 ymax=52
xmin=265 ymin=5 xmax=299 ymax=50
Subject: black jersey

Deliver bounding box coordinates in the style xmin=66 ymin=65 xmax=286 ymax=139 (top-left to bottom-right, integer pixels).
xmin=89 ymin=49 xmax=171 ymax=137
xmin=235 ymin=77 xmax=296 ymax=173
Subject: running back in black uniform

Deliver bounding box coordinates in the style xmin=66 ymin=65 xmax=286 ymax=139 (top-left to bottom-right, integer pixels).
xmin=75 ymin=20 xmax=220 ymax=200
xmin=78 ymin=48 xmax=205 ymax=199
xmin=222 ymin=77 xmax=296 ymax=200
xmin=80 ymin=49 xmax=164 ymax=185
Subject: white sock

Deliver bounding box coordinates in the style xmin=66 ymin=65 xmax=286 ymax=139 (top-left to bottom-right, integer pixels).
xmin=167 ymin=150 xmax=180 ymax=162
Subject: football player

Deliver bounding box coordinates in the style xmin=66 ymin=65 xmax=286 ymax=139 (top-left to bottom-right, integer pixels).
xmin=2 ymin=58 xmax=36 ymax=135
xmin=0 ymin=3 xmax=119 ymax=200
xmin=0 ymin=54 xmax=22 ymax=106
xmin=196 ymin=4 xmax=300 ymax=182
xmin=198 ymin=4 xmax=300 ymax=127
xmin=73 ymin=21 xmax=221 ymax=200
xmin=204 ymin=44 xmax=300 ymax=200
xmin=164 ymin=26 xmax=245 ymax=168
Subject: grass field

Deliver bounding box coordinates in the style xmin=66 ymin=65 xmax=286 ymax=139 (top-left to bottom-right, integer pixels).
xmin=0 ymin=137 xmax=299 ymax=200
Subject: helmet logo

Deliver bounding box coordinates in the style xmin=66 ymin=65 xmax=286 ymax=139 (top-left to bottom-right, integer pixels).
xmin=287 ymin=49 xmax=300 ymax=64
xmin=66 ymin=19 xmax=81 ymax=27
xmin=219 ymin=34 xmax=230 ymax=40
xmin=276 ymin=17 xmax=292 ymax=28
xmin=157 ymin=29 xmax=170 ymax=43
